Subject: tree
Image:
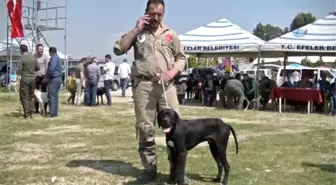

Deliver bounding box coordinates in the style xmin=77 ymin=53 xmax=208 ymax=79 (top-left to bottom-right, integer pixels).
xmin=283 ymin=27 xmax=290 ymax=34
xmin=301 ymin=58 xmax=313 ymax=67
xmin=312 ymin=59 xmax=324 ymax=67
xmin=290 ymin=13 xmax=316 ymax=31
xmin=330 ymin=12 xmax=336 ymax=16
xmin=253 ymin=23 xmax=285 ymax=41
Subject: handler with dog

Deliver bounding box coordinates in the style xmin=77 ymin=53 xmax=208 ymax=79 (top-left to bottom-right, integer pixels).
xmin=17 ymin=44 xmax=40 ymax=119
xmin=113 ymin=0 xmax=186 ymax=183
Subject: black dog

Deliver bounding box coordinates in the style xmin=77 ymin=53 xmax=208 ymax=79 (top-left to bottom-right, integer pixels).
xmin=96 ymin=87 xmax=105 ymax=105
xmin=157 ymin=108 xmax=238 ymax=185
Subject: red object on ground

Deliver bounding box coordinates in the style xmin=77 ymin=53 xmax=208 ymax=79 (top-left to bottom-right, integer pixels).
xmin=270 ymin=87 xmax=322 ymax=104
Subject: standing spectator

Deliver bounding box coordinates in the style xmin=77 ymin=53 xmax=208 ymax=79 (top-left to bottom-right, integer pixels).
xmin=17 ymin=44 xmax=40 ymax=118
xmin=85 ymin=57 xmax=100 ymax=106
xmin=34 ymin=44 xmax=49 ymax=113
xmin=118 ymin=59 xmax=131 ymax=97
xmin=46 ymin=47 xmax=62 ymax=118
xmin=75 ymin=57 xmax=87 ymax=105
xmin=103 ymin=55 xmax=114 ymax=105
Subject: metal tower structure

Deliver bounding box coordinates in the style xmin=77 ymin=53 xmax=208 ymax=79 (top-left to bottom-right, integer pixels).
xmin=6 ymin=0 xmax=68 ymax=89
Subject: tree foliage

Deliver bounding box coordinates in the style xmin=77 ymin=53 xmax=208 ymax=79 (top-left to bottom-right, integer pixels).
xmin=290 ymin=13 xmax=316 ymax=31
xmin=253 ymin=23 xmax=286 ymax=41
xmin=252 ymin=12 xmax=317 ymax=42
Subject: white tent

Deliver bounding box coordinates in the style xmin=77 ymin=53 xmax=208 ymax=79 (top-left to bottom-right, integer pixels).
xmin=262 ymin=14 xmax=336 ymax=56
xmin=179 ymin=18 xmax=264 ymax=57
xmin=0 ymin=38 xmax=68 ymax=59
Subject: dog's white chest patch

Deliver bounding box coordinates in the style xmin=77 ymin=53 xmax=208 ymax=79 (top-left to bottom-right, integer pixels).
xmin=167 ymin=140 xmax=174 ymax=148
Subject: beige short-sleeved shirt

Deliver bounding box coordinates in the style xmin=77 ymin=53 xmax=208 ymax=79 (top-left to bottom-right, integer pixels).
xmin=113 ymin=25 xmax=186 ymax=78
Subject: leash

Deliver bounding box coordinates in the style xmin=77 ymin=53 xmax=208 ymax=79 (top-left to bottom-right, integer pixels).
xmin=160 ymin=76 xmax=169 ymax=108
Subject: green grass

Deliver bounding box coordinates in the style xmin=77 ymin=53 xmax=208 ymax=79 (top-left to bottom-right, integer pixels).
xmin=0 ymin=92 xmax=335 ymax=185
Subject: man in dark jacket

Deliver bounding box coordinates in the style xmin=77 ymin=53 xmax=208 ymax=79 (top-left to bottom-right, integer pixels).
xmin=224 ymin=79 xmax=245 ymax=109
xmin=328 ymin=80 xmax=336 ymax=116
xmin=17 ymin=44 xmax=40 ymax=118
xmin=46 ymin=47 xmax=62 ymax=118
xmin=202 ymin=70 xmax=219 ymax=107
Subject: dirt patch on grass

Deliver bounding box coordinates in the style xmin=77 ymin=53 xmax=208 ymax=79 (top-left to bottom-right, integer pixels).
xmin=6 ymin=142 xmax=52 ymax=163
xmin=14 ymin=125 xmax=109 ymax=137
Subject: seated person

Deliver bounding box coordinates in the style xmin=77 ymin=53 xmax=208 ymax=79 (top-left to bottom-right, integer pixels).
xmin=202 ymin=71 xmax=219 ymax=107
xmin=259 ymin=76 xmax=277 ymax=109
xmin=297 ymin=76 xmax=313 ymax=88
xmin=281 ymin=76 xmax=294 ymax=87
xmin=224 ymin=79 xmax=245 ymax=109
xmin=242 ymin=74 xmax=258 ymax=101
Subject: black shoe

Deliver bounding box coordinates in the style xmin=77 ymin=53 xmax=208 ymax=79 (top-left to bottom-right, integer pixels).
xmin=134 ymin=170 xmax=157 ymax=184
xmin=166 ymin=175 xmax=189 ymax=185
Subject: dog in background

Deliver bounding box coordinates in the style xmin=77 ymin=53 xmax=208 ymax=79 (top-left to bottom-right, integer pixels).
xmin=34 ymin=89 xmax=48 ymax=115
xmin=96 ymin=87 xmax=105 ymax=105
xmin=157 ymin=108 xmax=238 ymax=185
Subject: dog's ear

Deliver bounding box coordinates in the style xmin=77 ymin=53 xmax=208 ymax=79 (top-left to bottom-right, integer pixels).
xmin=157 ymin=109 xmax=163 ymax=128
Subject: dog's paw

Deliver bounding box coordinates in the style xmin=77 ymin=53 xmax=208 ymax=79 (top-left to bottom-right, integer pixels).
xmin=165 ymin=179 xmax=177 ymax=185
xmin=212 ymin=177 xmax=221 ymax=182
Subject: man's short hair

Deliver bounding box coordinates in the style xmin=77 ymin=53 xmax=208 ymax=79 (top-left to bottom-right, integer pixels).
xmin=80 ymin=57 xmax=87 ymax=63
xmin=36 ymin=43 xmax=43 ymax=50
xmin=105 ymin=54 xmax=111 ymax=59
xmin=145 ymin=0 xmax=165 ymax=12
xmin=20 ymin=44 xmax=28 ymax=53
xmin=49 ymin=47 xmax=57 ymax=54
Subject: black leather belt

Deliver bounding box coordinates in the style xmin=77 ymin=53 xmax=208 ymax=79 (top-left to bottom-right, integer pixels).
xmin=137 ymin=75 xmax=156 ymax=81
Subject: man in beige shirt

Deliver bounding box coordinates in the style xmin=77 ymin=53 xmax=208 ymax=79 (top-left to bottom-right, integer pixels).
xmin=113 ymin=0 xmax=186 ymax=183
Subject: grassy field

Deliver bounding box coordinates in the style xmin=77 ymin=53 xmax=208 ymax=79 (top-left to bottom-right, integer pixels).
xmin=0 ymin=92 xmax=335 ymax=185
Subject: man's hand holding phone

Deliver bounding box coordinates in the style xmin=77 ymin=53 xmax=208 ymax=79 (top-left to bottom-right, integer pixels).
xmin=135 ymin=15 xmax=150 ymax=33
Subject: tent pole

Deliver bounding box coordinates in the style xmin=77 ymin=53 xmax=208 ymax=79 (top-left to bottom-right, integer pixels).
xmin=9 ymin=38 xmax=13 ymax=93
xmin=282 ymin=53 xmax=288 ymax=84
xmin=254 ymin=45 xmax=261 ymax=109
xmin=6 ymin=13 xmax=9 ymax=89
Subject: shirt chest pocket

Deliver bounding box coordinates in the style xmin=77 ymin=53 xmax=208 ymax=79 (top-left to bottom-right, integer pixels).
xmin=159 ymin=39 xmax=174 ymax=55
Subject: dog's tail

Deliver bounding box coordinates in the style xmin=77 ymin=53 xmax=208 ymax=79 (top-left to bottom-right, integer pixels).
xmin=229 ymin=125 xmax=239 ymax=154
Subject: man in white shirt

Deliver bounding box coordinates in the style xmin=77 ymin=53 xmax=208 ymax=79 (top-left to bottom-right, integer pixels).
xmin=292 ymin=70 xmax=301 ymax=83
xmin=117 ymin=59 xmax=131 ymax=97
xmin=103 ymin=54 xmax=115 ymax=105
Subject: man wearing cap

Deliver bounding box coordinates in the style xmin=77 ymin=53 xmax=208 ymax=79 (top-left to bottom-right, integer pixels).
xmin=113 ymin=0 xmax=187 ymax=183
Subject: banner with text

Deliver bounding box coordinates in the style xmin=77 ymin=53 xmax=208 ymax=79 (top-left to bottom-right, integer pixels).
xmin=280 ymin=44 xmax=336 ymax=51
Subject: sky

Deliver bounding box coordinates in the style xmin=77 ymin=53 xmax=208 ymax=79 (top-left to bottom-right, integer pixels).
xmin=0 ymin=0 xmax=335 ymax=64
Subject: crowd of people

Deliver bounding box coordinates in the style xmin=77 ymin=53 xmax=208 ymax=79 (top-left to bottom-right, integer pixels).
xmin=185 ymin=69 xmax=336 ymax=115
xmin=65 ymin=55 xmax=131 ymax=107
xmin=16 ymin=44 xmax=62 ymax=118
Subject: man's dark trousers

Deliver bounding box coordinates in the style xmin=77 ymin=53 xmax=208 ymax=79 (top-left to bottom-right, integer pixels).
xmin=85 ymin=79 xmax=98 ymax=106
xmin=20 ymin=77 xmax=35 ymax=117
xmin=104 ymin=79 xmax=112 ymax=105
xmin=120 ymin=78 xmax=128 ymax=97
xmin=48 ymin=77 xmax=62 ymax=117
xmin=34 ymin=75 xmax=48 ymax=113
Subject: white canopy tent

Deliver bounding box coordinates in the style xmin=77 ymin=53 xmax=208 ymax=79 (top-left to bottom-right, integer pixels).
xmin=179 ymin=17 xmax=264 ymax=57
xmin=0 ymin=38 xmax=68 ymax=60
xmin=261 ymin=14 xmax=336 ymax=57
